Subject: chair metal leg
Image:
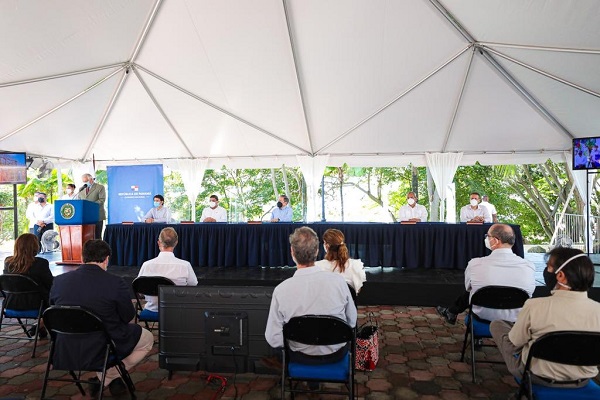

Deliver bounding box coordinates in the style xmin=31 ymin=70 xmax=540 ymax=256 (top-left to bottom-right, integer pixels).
xmin=70 ymin=371 xmax=86 ymax=396
xmin=470 ymin=333 xmax=476 ymax=383
xmin=460 ymin=326 xmax=469 ymax=362
xmin=40 ymin=341 xmax=54 ymax=399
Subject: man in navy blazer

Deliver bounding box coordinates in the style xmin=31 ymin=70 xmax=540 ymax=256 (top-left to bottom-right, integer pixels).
xmin=50 ymin=240 xmax=153 ymax=396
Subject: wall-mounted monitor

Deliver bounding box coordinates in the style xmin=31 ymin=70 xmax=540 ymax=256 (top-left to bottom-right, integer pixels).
xmin=0 ymin=152 xmax=27 ymax=184
xmin=573 ymin=137 xmax=600 ymax=170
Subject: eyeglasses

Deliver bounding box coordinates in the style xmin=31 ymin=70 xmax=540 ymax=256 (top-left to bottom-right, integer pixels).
xmin=484 ymin=233 xmax=496 ymax=239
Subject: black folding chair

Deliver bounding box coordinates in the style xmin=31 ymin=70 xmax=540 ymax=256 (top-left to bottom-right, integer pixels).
xmin=40 ymin=305 xmax=136 ymax=400
xmin=0 ymin=274 xmax=46 ymax=358
xmin=132 ymin=276 xmax=174 ymax=331
xmin=282 ymin=315 xmax=355 ymax=399
xmin=517 ymin=331 xmax=600 ymax=399
xmin=460 ymin=285 xmax=530 ymax=383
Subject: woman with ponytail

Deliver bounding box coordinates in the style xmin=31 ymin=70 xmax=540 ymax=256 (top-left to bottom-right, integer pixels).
xmin=315 ymin=229 xmax=366 ymax=293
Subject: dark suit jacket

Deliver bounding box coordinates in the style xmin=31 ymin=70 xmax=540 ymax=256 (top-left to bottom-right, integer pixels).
xmin=50 ymin=264 xmax=141 ymax=360
xmin=3 ymin=257 xmax=54 ymax=308
xmin=78 ymin=183 xmax=106 ymax=220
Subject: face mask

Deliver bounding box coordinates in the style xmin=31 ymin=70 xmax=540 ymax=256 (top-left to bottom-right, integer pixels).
xmin=153 ymin=201 xmax=161 ymax=208
xmin=544 ymin=253 xmax=587 ymax=290
xmin=66 ymin=189 xmax=73 ymax=194
xmin=38 ymin=197 xmax=45 ymax=203
xmin=484 ymin=237 xmax=492 ymax=250
xmin=277 ymin=201 xmax=283 ymax=208
xmin=209 ymin=201 xmax=217 ymax=208
xmin=83 ymin=181 xmax=90 ymax=187
xmin=470 ymin=199 xmax=478 ymax=207
xmin=407 ymin=198 xmax=415 ymax=206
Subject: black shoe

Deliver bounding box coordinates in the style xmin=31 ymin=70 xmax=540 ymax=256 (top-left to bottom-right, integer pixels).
xmin=87 ymin=377 xmax=102 ymax=398
xmin=108 ymin=378 xmax=127 ymax=396
xmin=435 ymin=306 xmax=457 ymax=325
xmin=27 ymin=325 xmax=48 ymax=339
xmin=474 ymin=338 xmax=484 ymax=350
xmin=307 ymin=381 xmax=320 ymax=391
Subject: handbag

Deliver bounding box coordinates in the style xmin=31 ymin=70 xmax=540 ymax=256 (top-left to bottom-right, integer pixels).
xmin=355 ymin=312 xmax=379 ymax=371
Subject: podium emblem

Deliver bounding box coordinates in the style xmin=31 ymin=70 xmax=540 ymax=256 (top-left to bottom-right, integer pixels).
xmin=60 ymin=203 xmax=75 ymax=220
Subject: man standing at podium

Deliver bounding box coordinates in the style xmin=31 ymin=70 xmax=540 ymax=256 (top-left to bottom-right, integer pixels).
xmin=78 ymin=173 xmax=106 ymax=239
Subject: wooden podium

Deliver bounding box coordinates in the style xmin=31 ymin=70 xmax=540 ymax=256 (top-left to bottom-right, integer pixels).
xmin=54 ymin=200 xmax=100 ymax=265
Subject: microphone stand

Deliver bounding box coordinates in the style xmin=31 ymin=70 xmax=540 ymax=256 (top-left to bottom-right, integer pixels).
xmin=261 ymin=206 xmax=275 ymax=221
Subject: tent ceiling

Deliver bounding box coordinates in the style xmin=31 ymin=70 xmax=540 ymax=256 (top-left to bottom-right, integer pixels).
xmin=1 ymin=0 xmax=599 ymax=169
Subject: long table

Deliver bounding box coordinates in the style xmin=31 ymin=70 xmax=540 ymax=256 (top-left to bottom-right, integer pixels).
xmin=104 ymin=222 xmax=524 ymax=269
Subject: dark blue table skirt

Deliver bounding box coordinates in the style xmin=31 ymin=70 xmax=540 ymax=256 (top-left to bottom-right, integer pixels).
xmin=104 ymin=222 xmax=524 ymax=269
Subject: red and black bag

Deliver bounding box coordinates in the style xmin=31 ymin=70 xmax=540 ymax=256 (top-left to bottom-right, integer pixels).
xmin=355 ymin=312 xmax=379 ymax=371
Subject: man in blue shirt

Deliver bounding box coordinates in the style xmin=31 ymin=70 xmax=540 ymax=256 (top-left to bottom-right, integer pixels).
xmin=270 ymin=194 xmax=293 ymax=222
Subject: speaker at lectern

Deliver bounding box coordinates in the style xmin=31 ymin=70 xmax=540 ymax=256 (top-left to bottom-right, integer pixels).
xmin=54 ymin=200 xmax=100 ymax=265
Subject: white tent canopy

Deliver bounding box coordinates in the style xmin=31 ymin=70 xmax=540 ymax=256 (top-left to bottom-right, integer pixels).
xmin=1 ymin=0 xmax=599 ymax=170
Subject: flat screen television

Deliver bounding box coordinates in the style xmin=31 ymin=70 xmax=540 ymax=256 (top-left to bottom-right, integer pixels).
xmin=0 ymin=152 xmax=27 ymax=184
xmin=573 ymin=137 xmax=600 ymax=170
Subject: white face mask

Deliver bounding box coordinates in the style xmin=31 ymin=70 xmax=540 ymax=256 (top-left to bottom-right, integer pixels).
xmin=470 ymin=199 xmax=479 ymax=207
xmin=407 ymin=198 xmax=416 ymax=206
xmin=209 ymin=201 xmax=217 ymax=208
xmin=66 ymin=189 xmax=73 ymax=194
xmin=484 ymin=237 xmax=492 ymax=250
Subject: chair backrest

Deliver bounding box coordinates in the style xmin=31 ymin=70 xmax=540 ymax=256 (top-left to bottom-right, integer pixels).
xmin=283 ymin=315 xmax=353 ymax=346
xmin=526 ymin=331 xmax=600 ymax=367
xmin=470 ymin=285 xmax=530 ymax=309
xmin=132 ymin=276 xmax=175 ymax=296
xmin=43 ymin=305 xmax=106 ymax=335
xmin=0 ymin=274 xmax=42 ymax=295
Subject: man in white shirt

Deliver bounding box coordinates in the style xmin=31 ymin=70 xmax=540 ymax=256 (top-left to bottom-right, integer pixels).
xmin=25 ymin=191 xmax=41 ymax=233
xmin=137 ymin=228 xmax=198 ymax=312
xmin=398 ymin=191 xmax=428 ymax=222
xmin=460 ymin=192 xmax=492 ymax=223
xmin=200 ymin=195 xmax=227 ymax=223
xmin=265 ymin=226 xmax=356 ymax=359
xmin=480 ymin=195 xmax=498 ymax=223
xmin=436 ymin=224 xmax=535 ymax=324
xmin=143 ymin=194 xmax=171 ymax=223
xmin=30 ymin=192 xmax=54 ymax=244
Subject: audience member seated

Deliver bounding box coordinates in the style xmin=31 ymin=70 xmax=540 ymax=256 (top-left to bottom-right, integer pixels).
xmin=3 ymin=233 xmax=54 ymax=338
xmin=491 ymin=248 xmax=600 ymax=388
xmin=315 ymin=228 xmax=366 ymax=294
xmin=137 ymin=227 xmax=198 ymax=312
xmin=436 ymin=224 xmax=535 ymax=324
xmin=265 ymin=227 xmax=356 ymax=363
xmin=50 ymin=240 xmax=153 ymax=397
xmin=200 ymin=194 xmax=228 ymax=222
xmin=144 ymin=194 xmax=171 ymax=223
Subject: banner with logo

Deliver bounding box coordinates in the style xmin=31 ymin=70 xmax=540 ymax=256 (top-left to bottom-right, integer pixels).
xmin=107 ymin=164 xmax=164 ymax=224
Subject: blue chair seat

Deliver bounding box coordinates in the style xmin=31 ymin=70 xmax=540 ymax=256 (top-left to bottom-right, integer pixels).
xmin=288 ymin=352 xmax=350 ymax=381
xmin=139 ymin=309 xmax=159 ymax=322
xmin=5 ymin=309 xmax=40 ymax=319
xmin=464 ymin=314 xmax=491 ymax=337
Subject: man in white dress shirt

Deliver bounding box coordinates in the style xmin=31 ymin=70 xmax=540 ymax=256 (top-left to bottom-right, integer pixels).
xmin=480 ymin=195 xmax=498 ymax=223
xmin=460 ymin=192 xmax=492 ymax=223
xmin=144 ymin=194 xmax=171 ymax=223
xmin=200 ymin=195 xmax=227 ymax=223
xmin=30 ymin=192 xmax=54 ymax=244
xmin=398 ymin=191 xmax=428 ymax=222
xmin=25 ymin=191 xmax=41 ymax=233
xmin=137 ymin=228 xmax=198 ymax=312
xmin=436 ymin=224 xmax=535 ymax=324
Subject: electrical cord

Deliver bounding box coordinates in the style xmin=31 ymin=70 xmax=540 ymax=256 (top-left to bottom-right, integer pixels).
xmin=231 ymin=346 xmax=238 ymax=400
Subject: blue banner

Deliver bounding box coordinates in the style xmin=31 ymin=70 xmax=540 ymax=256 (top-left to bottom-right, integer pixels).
xmin=107 ymin=164 xmax=163 ymax=224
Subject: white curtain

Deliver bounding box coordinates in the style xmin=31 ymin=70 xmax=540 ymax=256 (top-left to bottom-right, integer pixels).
xmin=564 ymin=151 xmax=593 ymax=251
xmin=177 ymin=159 xmax=208 ymax=222
xmin=425 ymin=152 xmax=463 ymax=222
xmin=297 ymin=155 xmax=330 ymax=222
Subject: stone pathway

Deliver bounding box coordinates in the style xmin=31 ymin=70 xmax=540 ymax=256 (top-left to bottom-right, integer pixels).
xmin=0 ymin=305 xmax=522 ymax=399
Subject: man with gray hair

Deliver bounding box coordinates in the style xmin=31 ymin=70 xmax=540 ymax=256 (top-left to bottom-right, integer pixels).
xmin=265 ymin=226 xmax=356 ymax=359
xmin=137 ymin=227 xmax=198 ymax=312
xmin=436 ymin=224 xmax=535 ymax=324
xmin=78 ymin=173 xmax=106 ymax=239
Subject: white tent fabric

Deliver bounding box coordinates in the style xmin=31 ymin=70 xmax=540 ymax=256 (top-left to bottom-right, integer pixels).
xmin=425 ymin=152 xmax=463 ymax=222
xmin=176 ymin=158 xmax=208 ymax=221
xmin=297 ymin=154 xmax=329 ymax=222
xmin=1 ymin=0 xmax=599 ymax=169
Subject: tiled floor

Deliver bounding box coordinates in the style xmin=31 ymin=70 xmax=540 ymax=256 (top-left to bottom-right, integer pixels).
xmin=0 ymin=305 xmax=522 ymax=399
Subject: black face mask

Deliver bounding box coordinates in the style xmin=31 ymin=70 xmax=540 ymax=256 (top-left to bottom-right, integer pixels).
xmin=543 ymin=267 xmax=557 ymax=290
xmin=38 ymin=197 xmax=45 ymax=203
xmin=277 ymin=201 xmax=283 ymax=208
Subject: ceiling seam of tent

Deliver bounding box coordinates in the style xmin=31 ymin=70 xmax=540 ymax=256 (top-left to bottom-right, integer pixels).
xmin=315 ymin=45 xmax=472 ymax=155
xmin=133 ymin=64 xmax=311 ymax=156
xmin=133 ymin=66 xmax=195 ymax=158
xmin=430 ymin=0 xmax=574 ymax=141
xmin=129 ymin=0 xmax=164 ymax=63
xmin=442 ymin=48 xmax=475 ymax=152
xmin=0 ymin=63 xmax=126 ymax=88
xmin=0 ymin=67 xmax=124 ymax=144
xmin=82 ymin=68 xmax=129 ymax=162
xmin=478 ymin=42 xmax=600 ymax=55
xmin=484 ymin=47 xmax=600 ymax=100
xmin=282 ymin=0 xmax=314 ymax=155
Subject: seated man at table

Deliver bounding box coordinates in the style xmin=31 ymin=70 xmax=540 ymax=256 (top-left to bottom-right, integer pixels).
xmin=270 ymin=194 xmax=293 ymax=222
xmin=200 ymin=194 xmax=228 ymax=222
xmin=436 ymin=223 xmax=535 ymax=325
xmin=137 ymin=227 xmax=198 ymax=312
xmin=491 ymin=248 xmax=600 ymax=387
xmin=144 ymin=194 xmax=172 ymax=223
xmin=265 ymin=226 xmax=356 ymax=361
xmin=460 ymin=192 xmax=492 ymax=223
xmin=398 ymin=191 xmax=428 ymax=222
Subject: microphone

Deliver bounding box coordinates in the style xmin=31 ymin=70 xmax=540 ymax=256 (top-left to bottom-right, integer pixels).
xmin=73 ymin=185 xmax=86 ymax=199
xmin=261 ymin=206 xmax=275 ymax=221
